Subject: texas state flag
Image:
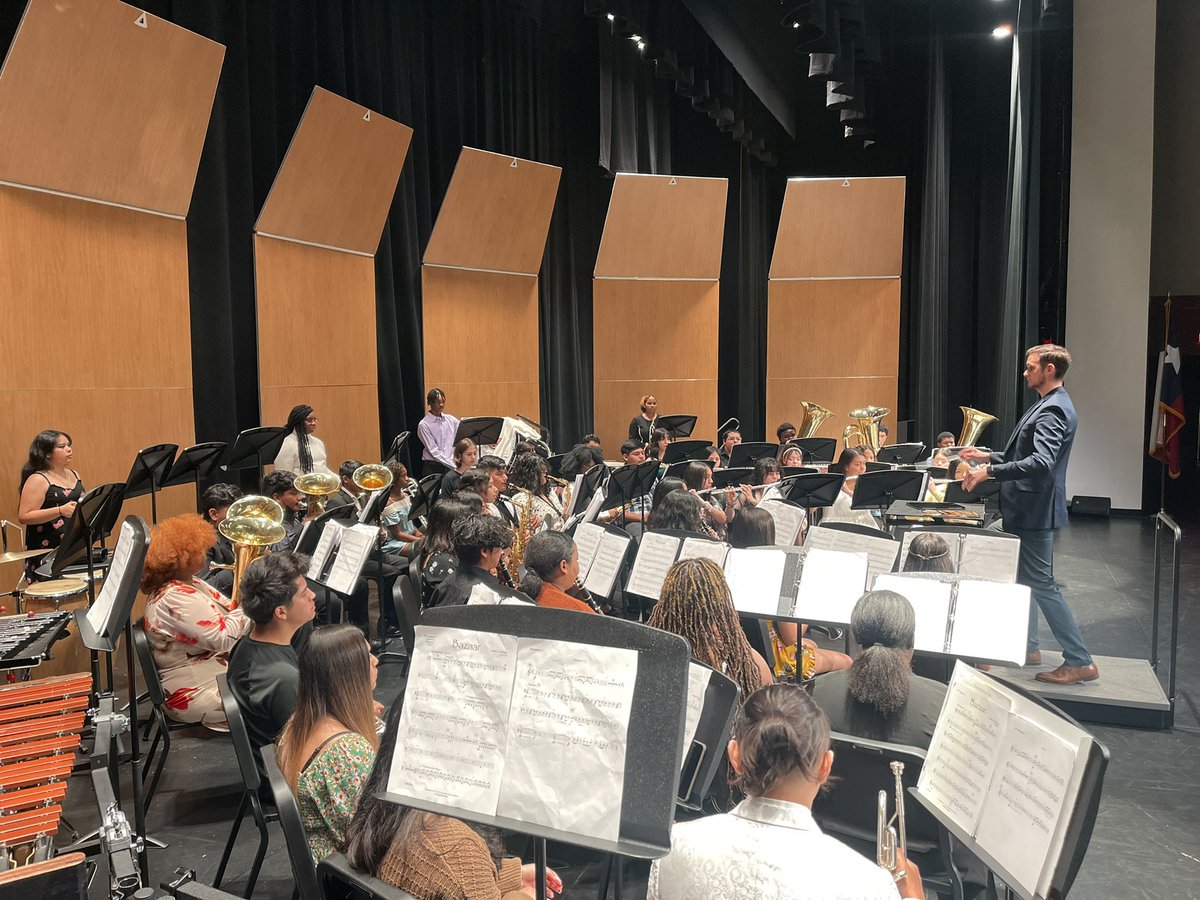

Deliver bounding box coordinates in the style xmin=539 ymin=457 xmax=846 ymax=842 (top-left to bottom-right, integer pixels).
xmin=1149 ymin=345 xmax=1185 ymax=479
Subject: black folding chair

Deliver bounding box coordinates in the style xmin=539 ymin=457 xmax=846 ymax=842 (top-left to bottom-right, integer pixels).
xmin=131 ymin=619 xmax=195 ymax=807
xmin=213 ymin=675 xmax=277 ymax=898
xmin=378 ymin=567 xmax=420 ymax=673
xmin=261 ymin=744 xmax=324 ymax=900
xmin=319 ymin=853 xmax=419 ymax=900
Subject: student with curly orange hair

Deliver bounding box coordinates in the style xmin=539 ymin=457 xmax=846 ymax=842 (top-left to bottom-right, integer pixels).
xmin=141 ymin=514 xmax=250 ymax=730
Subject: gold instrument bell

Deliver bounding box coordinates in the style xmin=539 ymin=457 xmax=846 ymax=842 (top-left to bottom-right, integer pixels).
xmin=844 ymin=406 xmax=890 ymax=452
xmin=798 ymin=401 xmax=834 ymax=438
xmin=352 ymin=463 xmax=393 ymax=493
xmin=218 ymin=495 xmax=286 ymax=608
xmin=958 ymin=407 xmax=998 ymax=447
xmin=295 ymin=471 xmax=341 ymax=517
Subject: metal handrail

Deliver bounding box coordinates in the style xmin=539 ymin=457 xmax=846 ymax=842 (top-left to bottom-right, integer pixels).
xmin=1151 ymin=512 xmax=1182 ymax=722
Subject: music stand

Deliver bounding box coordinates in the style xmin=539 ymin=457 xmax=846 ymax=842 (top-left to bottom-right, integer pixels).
xmin=795 ymin=437 xmax=838 ymax=463
xmin=407 ymin=474 xmax=442 ymax=525
xmin=677 ymin=662 xmax=740 ymax=811
xmin=864 ymin=461 xmax=894 ymax=473
xmin=602 ymin=460 xmax=659 ymax=528
xmin=661 ymin=440 xmax=711 ymax=465
xmin=38 ymin=483 xmax=126 ymax=580
xmin=655 ymin=415 xmax=697 ymax=440
xmin=712 ymin=467 xmax=753 ymax=488
xmin=945 ymin=479 xmax=1001 ymax=506
xmin=123 ymin=444 xmax=178 ymax=525
xmin=455 ymin=417 xmax=505 ymax=447
xmin=781 ymin=466 xmax=819 ymax=478
xmin=729 ymin=442 xmax=779 ymax=467
xmin=161 ymin=441 xmax=228 ymax=510
xmin=784 ymin=473 xmax=845 ymax=508
xmin=384 ymin=432 xmax=410 ymax=466
xmin=851 ymin=469 xmax=927 ymax=510
xmin=876 ymin=442 xmax=927 ymax=465
xmin=224 ymin=427 xmax=288 ymax=481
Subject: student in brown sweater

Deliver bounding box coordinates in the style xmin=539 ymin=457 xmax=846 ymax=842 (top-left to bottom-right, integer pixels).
xmin=345 ymin=703 xmax=562 ymax=899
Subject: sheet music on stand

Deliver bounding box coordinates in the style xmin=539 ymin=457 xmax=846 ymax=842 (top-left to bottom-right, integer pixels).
xmin=759 ymin=499 xmax=806 ymax=545
xmin=306 ymin=522 xmax=378 ymax=595
xmin=804 ymin=524 xmax=900 ymax=586
xmin=84 ymin=519 xmax=136 ymax=635
xmin=897 ymin=528 xmax=1020 ymax=582
xmin=792 ymin=547 xmax=869 ymax=626
xmin=722 ymin=547 xmax=801 ymax=619
xmin=872 ymin=573 xmax=1030 ymax=666
xmin=584 ymin=528 xmax=633 ymax=599
xmin=914 ymin=662 xmax=1108 ymax=900
xmin=625 ymin=531 xmax=727 ymax=600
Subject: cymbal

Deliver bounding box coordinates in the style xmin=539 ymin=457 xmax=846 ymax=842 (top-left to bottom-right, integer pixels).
xmin=0 ymin=548 xmax=50 ymax=566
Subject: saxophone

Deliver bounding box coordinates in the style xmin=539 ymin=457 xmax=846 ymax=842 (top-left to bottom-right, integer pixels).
xmin=503 ymin=488 xmax=538 ymax=586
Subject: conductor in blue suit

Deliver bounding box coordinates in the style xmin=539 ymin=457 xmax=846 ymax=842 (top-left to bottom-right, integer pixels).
xmin=961 ymin=344 xmax=1098 ymax=686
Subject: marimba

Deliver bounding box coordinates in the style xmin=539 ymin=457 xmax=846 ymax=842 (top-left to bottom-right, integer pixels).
xmin=0 ymin=612 xmax=73 ymax=672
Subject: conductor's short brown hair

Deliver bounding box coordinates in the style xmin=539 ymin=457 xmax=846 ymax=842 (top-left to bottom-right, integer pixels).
xmin=1026 ymin=343 xmax=1071 ymax=378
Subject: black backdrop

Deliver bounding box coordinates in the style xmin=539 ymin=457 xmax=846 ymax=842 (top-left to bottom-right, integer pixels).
xmin=0 ymin=0 xmax=1072 ymax=457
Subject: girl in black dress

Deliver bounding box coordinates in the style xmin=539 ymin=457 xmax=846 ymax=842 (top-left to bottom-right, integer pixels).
xmin=18 ymin=430 xmax=84 ymax=571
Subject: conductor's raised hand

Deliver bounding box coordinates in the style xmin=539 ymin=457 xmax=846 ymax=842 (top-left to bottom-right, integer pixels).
xmin=961 ymin=465 xmax=990 ymax=493
xmin=958 ymin=447 xmax=990 ymax=462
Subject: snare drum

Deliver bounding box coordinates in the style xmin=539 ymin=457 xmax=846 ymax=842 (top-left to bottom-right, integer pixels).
xmin=22 ymin=579 xmax=90 ymax=677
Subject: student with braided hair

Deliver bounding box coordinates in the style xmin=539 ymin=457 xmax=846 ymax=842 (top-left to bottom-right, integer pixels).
xmin=647 ymin=558 xmax=774 ymax=699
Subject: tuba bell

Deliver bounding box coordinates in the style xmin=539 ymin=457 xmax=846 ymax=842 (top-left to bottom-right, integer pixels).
xmin=958 ymin=407 xmax=998 ymax=448
xmin=352 ymin=463 xmax=393 ymax=493
xmin=295 ymin=471 xmax=341 ymax=517
xmin=845 ymin=406 xmax=890 ymax=452
xmin=218 ymin=495 xmax=286 ymax=608
xmin=798 ymin=401 xmax=834 ymax=439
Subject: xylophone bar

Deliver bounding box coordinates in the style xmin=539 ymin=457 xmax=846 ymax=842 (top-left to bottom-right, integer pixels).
xmin=0 ymin=806 xmax=62 ymax=845
xmin=0 ymin=695 xmax=89 ymax=726
xmin=0 ymin=673 xmax=91 ymax=710
xmin=0 ymin=734 xmax=78 ymax=764
xmin=0 ymin=712 xmax=86 ymax=745
xmin=0 ymin=755 xmax=74 ymax=790
xmin=0 ymin=782 xmax=68 ymax=814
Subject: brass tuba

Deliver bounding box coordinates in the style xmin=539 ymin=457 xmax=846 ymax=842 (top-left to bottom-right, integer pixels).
xmin=352 ymin=463 xmax=393 ymax=493
xmin=218 ymin=495 xmax=286 ymax=608
xmin=295 ymin=471 xmax=341 ymax=517
xmin=844 ymin=406 xmax=891 ymax=452
xmin=798 ymin=401 xmax=834 ymax=438
xmin=958 ymin=407 xmax=998 ymax=448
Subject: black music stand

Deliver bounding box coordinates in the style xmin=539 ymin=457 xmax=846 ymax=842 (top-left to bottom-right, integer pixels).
xmin=38 ymin=483 xmax=126 ymax=581
xmin=677 ymin=662 xmax=740 ymax=812
xmin=781 ymin=466 xmax=819 ymax=478
xmin=795 ymin=437 xmax=838 ymax=463
xmin=384 ymin=432 xmax=410 ymax=466
xmin=384 ymin=606 xmax=690 ymax=899
xmin=602 ymin=460 xmax=660 ymax=527
xmin=712 ymin=467 xmax=754 ymax=489
xmin=661 ymin=440 xmax=711 ymax=465
xmin=161 ymin=441 xmax=228 ymax=511
xmin=407 ymin=474 xmax=442 ymax=525
xmin=784 ymin=473 xmax=845 ymax=508
xmin=562 ymin=464 xmax=609 ymax=531
xmin=656 ymin=414 xmax=697 ymax=440
xmin=123 ymin=444 xmax=178 ymax=525
xmin=729 ymin=442 xmax=779 ymax=467
xmin=455 ymin=417 xmax=505 ymax=447
xmin=946 ymin=479 xmax=1001 ymax=506
xmin=851 ymin=469 xmax=927 ymax=510
xmin=877 ymin=442 xmax=927 ymax=465
xmin=864 ymin=461 xmax=893 ymax=473
xmin=224 ymin=427 xmax=288 ymax=482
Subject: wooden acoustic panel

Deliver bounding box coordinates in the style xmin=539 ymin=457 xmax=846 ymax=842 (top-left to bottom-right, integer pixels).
xmin=255 ymin=87 xmax=412 ymax=255
xmin=423 ymin=148 xmax=561 ymax=274
xmin=765 ymin=377 xmax=898 ymax=443
xmin=766 ymin=280 xmax=900 ymax=380
xmin=422 ymin=266 xmax=540 ymax=421
xmin=0 ymin=0 xmax=224 ymax=216
xmin=770 ymin=177 xmax=905 ymax=279
xmin=254 ymin=235 xmax=377 ymax=387
xmin=0 ymin=187 xmax=195 ymax=595
xmin=594 ymin=174 xmax=728 ymax=279
xmin=261 ymin=384 xmax=380 ymax=472
xmin=593 ymin=280 xmax=719 ymax=453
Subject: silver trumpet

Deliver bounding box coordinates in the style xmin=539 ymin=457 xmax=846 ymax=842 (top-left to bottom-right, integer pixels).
xmin=877 ymin=760 xmax=907 ymax=877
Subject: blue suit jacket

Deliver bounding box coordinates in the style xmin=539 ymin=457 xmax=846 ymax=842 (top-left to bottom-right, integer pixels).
xmin=988 ymin=386 xmax=1077 ymax=530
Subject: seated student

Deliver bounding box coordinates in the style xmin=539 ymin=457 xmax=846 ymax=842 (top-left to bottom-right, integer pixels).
xmin=718 ymin=428 xmax=742 ymax=467
xmin=560 ymin=443 xmax=605 ymax=480
xmin=825 ymin=448 xmax=880 ymax=530
xmin=477 ymin=455 xmax=519 ymax=525
xmin=582 ymin=433 xmax=602 ymax=448
xmin=649 ymin=683 xmax=924 ymax=900
xmin=198 ymin=482 xmax=243 ymax=595
xmin=414 ymin=497 xmax=474 ymax=607
xmin=597 ymin=440 xmax=652 ymax=528
xmin=682 ymin=460 xmax=730 ymax=539
xmin=810 ymin=590 xmax=947 ymax=750
xmin=508 ymin=452 xmax=563 ymax=533
xmin=346 ymin=702 xmax=561 ymax=899
xmin=877 ymin=422 xmax=890 ymax=447
xmin=704 ymin=445 xmax=722 ymax=468
xmin=226 ymin=553 xmax=316 ymax=751
xmin=776 ymin=421 xmax=798 ymax=444
xmin=142 ymin=515 xmax=251 ymax=730
xmin=438 ymin=439 xmax=478 ymax=500
xmin=644 ymin=489 xmax=705 ymax=534
xmin=519 ymin=531 xmax=597 ymax=614
xmin=738 ymin=457 xmax=783 ymax=508
xmin=381 ymin=462 xmax=421 ymax=559
xmin=328 ymin=459 xmax=367 ymax=512
xmin=778 ymin=444 xmax=806 ymax=468
xmin=429 ymin=514 xmax=514 ymax=607
xmin=263 ymin=470 xmax=317 ymax=552
xmin=276 ymin=624 xmax=380 ymax=863
xmin=930 ymin=431 xmax=956 ymax=467
xmin=902 ymin=533 xmax=955 ymax=574
xmin=647 ymin=558 xmax=774 ymax=698
xmin=456 ymin=467 xmax=496 ymax=510
xmin=647 ymin=427 xmax=671 ymax=462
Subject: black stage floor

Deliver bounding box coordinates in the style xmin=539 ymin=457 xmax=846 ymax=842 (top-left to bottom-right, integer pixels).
xmin=64 ymin=516 xmax=1199 ymax=899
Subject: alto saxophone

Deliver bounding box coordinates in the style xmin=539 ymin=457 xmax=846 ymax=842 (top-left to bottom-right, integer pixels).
xmin=504 ymin=488 xmax=538 ymax=586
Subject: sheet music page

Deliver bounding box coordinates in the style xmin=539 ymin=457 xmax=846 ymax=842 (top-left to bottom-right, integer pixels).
xmin=872 ymin=574 xmax=953 ymax=654
xmin=974 ymin=716 xmax=1078 ymax=898
xmin=897 ymin=530 xmax=917 ymax=570
xmin=625 ymin=532 xmax=681 ymax=599
xmin=467 ymin=582 xmax=504 ymax=606
xmin=723 ymin=548 xmax=786 ymax=617
xmin=573 ymin=522 xmax=605 ymax=578
xmin=793 ymin=547 xmax=869 ymax=625
xmin=678 ymin=537 xmax=729 ymax=568
xmin=581 ymin=485 xmax=607 ymax=524
xmin=805 ymin=526 xmax=900 ymax=586
xmin=918 ymin=666 xmax=1013 ymax=835
xmin=584 ymin=532 xmax=629 ymax=598
xmin=325 ymin=524 xmax=377 ymax=595
xmin=682 ymin=663 xmax=712 ymax=766
xmin=564 ymin=474 xmax=585 ymax=518
xmin=760 ymin=500 xmax=804 ymax=546
xmin=958 ymin=534 xmax=1020 ymax=583
xmin=388 ymin=626 xmax=520 ymax=816
xmin=86 ymin=520 xmax=135 ymax=634
xmin=305 ymin=523 xmax=342 ymax=581
xmin=497 ymin=639 xmax=638 ymax=842
xmin=948 ymin=581 xmax=1031 ymax=666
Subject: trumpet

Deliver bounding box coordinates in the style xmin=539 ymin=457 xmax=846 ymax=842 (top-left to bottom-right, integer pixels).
xmin=877 ymin=760 xmax=907 ymax=876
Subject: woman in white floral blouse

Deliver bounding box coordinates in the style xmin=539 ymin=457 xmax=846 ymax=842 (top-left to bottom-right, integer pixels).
xmin=142 ymin=515 xmax=250 ymax=730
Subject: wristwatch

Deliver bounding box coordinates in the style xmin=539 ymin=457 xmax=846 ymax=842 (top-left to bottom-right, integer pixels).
xmin=985 ymin=464 xmax=994 ymax=479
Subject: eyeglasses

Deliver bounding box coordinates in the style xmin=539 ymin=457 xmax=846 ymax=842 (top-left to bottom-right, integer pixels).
xmin=305 ymin=417 xmax=319 ymax=424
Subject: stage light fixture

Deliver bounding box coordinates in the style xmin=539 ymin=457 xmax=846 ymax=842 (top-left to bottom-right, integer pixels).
xmin=607 ymin=13 xmax=615 ymax=20
xmin=630 ymin=33 xmax=641 ymax=41
xmin=637 ymin=41 xmax=645 ymax=50
xmin=992 ymin=23 xmax=1014 ymax=38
